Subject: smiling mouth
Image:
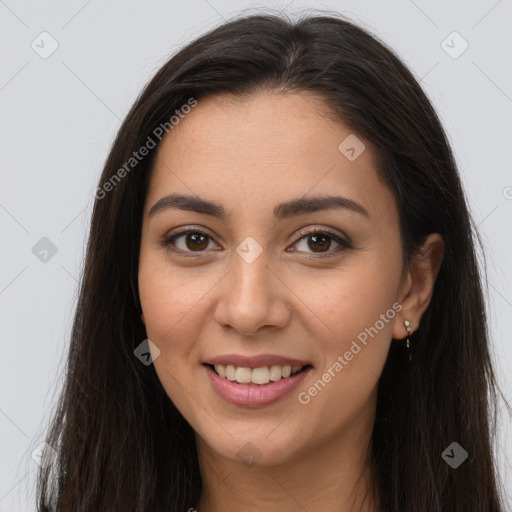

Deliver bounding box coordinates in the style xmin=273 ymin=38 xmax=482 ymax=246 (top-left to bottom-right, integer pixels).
xmin=205 ymin=363 xmax=313 ymax=386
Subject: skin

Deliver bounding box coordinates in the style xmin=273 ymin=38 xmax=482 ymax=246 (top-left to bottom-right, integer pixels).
xmin=138 ymin=91 xmax=444 ymax=512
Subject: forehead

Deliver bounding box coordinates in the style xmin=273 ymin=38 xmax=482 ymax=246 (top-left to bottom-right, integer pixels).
xmin=145 ymin=91 xmax=396 ymax=226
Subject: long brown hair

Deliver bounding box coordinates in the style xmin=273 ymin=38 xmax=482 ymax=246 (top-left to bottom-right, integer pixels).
xmin=35 ymin=10 xmax=510 ymax=511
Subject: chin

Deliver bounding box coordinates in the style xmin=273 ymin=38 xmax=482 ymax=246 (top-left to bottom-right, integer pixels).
xmin=196 ymin=423 xmax=308 ymax=468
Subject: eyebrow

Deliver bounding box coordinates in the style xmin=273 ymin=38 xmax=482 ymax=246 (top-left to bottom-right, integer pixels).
xmin=148 ymin=193 xmax=370 ymax=221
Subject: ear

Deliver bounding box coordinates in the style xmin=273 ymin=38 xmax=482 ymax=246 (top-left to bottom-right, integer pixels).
xmin=392 ymin=233 xmax=445 ymax=340
xmin=140 ymin=313 xmax=145 ymax=325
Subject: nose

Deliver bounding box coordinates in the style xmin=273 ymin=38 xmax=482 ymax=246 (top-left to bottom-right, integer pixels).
xmin=214 ymin=253 xmax=292 ymax=336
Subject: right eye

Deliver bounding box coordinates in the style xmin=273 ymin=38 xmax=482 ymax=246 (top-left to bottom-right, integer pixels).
xmin=161 ymin=228 xmax=219 ymax=255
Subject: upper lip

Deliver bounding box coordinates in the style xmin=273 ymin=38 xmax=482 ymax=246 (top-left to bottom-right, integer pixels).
xmin=204 ymin=354 xmax=312 ymax=369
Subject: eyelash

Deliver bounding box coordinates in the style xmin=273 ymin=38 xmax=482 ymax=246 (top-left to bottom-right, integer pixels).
xmin=160 ymin=226 xmax=353 ymax=259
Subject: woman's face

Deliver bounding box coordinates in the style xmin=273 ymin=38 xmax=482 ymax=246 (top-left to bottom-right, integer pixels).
xmin=138 ymin=91 xmax=411 ymax=466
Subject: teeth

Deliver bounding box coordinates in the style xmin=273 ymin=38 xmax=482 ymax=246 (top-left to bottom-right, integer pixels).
xmin=252 ymin=367 xmax=270 ymax=384
xmin=212 ymin=363 xmax=306 ymax=385
xmin=225 ymin=365 xmax=236 ymax=381
xmin=269 ymin=365 xmax=282 ymax=381
xmin=235 ymin=367 xmax=252 ymax=383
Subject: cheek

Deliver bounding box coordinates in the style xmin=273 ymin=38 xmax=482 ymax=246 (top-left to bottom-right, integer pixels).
xmin=294 ymin=275 xmax=396 ymax=429
xmin=292 ymin=261 xmax=398 ymax=343
xmin=138 ymin=252 xmax=211 ymax=344
xmin=291 ymin=264 xmax=398 ymax=410
xmin=138 ymin=259 xmax=208 ymax=412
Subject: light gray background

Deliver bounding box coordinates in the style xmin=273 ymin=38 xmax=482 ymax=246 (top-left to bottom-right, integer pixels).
xmin=1 ymin=0 xmax=511 ymax=510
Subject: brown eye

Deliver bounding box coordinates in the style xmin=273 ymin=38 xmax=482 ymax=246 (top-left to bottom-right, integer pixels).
xmin=183 ymin=232 xmax=209 ymax=251
xmin=306 ymin=234 xmax=332 ymax=252
xmin=162 ymin=227 xmax=352 ymax=259
xmin=291 ymin=229 xmax=352 ymax=257
xmin=162 ymin=229 xmax=216 ymax=254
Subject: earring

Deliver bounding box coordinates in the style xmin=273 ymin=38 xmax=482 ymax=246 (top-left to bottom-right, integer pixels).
xmin=404 ymin=319 xmax=413 ymax=362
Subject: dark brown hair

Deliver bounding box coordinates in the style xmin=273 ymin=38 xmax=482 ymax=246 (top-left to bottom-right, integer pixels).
xmin=35 ymin=10 xmax=510 ymax=511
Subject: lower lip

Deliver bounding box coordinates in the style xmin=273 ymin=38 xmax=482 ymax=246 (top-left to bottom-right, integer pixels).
xmin=204 ymin=364 xmax=312 ymax=407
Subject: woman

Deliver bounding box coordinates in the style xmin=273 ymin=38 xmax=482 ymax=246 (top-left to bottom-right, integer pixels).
xmin=36 ymin=11 xmax=509 ymax=512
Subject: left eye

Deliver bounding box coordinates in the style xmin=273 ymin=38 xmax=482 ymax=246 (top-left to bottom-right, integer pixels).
xmin=292 ymin=231 xmax=346 ymax=255
xmin=161 ymin=228 xmax=352 ymax=257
